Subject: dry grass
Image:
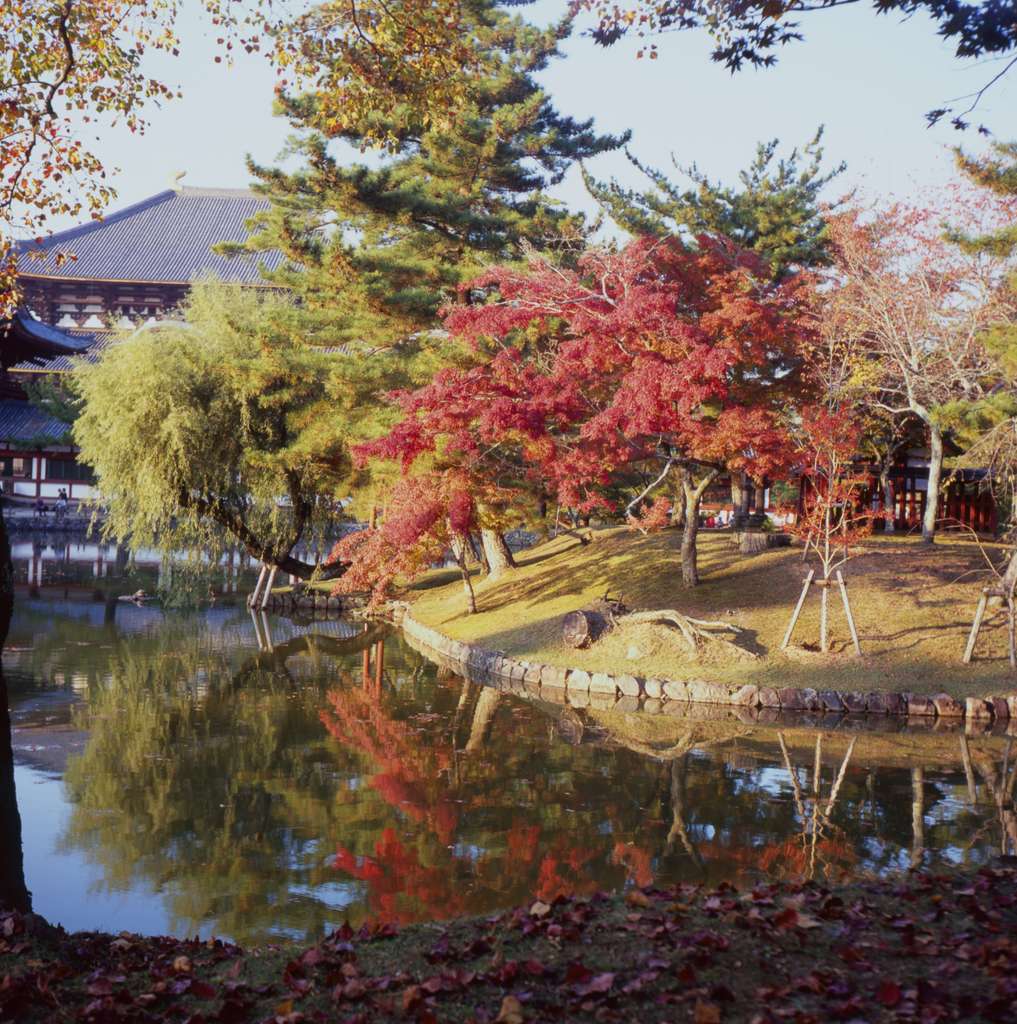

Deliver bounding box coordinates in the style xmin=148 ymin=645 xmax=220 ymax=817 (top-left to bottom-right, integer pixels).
xmin=407 ymin=527 xmax=1017 ymax=699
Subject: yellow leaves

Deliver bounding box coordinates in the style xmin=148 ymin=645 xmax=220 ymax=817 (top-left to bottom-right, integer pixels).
xmin=496 ymin=994 xmax=526 ymax=1023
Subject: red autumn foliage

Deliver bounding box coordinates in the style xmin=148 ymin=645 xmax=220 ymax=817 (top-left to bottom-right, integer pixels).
xmin=626 ymin=496 xmax=672 ymax=535
xmin=327 ymin=471 xmax=479 ymax=609
xmin=792 ymin=405 xmax=881 ymax=579
xmin=351 ymin=236 xmax=812 ymax=589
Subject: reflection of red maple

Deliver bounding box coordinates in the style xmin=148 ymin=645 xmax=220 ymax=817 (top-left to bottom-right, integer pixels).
xmin=321 ymin=684 xmax=643 ymax=922
xmin=321 ymin=687 xmax=459 ymax=844
xmin=611 ymin=841 xmax=654 ymax=888
xmin=334 ymin=828 xmax=467 ymax=924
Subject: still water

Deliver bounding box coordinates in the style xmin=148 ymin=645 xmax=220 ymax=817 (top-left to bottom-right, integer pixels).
xmin=5 ymin=560 xmax=1017 ymax=946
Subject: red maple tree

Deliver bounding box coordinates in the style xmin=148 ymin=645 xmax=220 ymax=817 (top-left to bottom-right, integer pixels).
xmin=355 ymin=236 xmax=813 ymax=589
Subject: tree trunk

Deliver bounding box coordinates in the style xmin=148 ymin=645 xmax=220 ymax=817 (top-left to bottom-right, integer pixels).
xmin=681 ymin=470 xmax=719 ymax=587
xmin=880 ymin=472 xmax=895 ymax=533
xmin=0 ymin=507 xmax=28 ymax=913
xmin=681 ymin=493 xmax=700 ymax=587
xmin=671 ymin=467 xmax=689 ymax=531
xmin=480 ymin=529 xmax=515 ymax=579
xmin=460 ymin=563 xmax=477 ymax=614
xmin=922 ymin=426 xmax=944 ymax=544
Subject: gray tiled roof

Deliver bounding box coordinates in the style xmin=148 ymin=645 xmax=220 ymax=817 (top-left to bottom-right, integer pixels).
xmin=11 ymin=330 xmax=109 ymax=373
xmin=16 ymin=187 xmax=284 ymax=284
xmin=0 ymin=400 xmax=71 ymax=444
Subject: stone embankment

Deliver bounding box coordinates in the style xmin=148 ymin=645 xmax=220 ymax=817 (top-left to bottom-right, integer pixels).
xmin=398 ymin=607 xmax=1017 ymax=729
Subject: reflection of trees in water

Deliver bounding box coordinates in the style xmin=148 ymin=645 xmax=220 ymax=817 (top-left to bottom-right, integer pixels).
xmin=58 ymin=624 xmax=395 ymax=943
xmin=39 ymin=605 xmax=1017 ymax=941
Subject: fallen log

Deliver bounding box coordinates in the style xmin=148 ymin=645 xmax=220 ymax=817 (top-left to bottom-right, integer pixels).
xmin=562 ymin=600 xmax=744 ymax=655
xmin=562 ymin=597 xmax=628 ymax=648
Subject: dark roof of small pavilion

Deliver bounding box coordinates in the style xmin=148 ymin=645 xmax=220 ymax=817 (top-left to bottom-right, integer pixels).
xmin=0 ymin=312 xmax=78 ymax=370
xmin=16 ymin=186 xmax=284 ymax=285
xmin=0 ymin=399 xmax=71 ymax=444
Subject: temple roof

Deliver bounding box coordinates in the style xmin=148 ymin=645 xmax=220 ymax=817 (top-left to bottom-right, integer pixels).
xmin=16 ymin=186 xmax=284 ymax=285
xmin=0 ymin=399 xmax=71 ymax=445
xmin=0 ymin=312 xmax=79 ymax=370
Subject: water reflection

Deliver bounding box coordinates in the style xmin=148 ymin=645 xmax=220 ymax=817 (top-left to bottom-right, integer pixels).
xmin=4 ymin=594 xmax=1017 ymax=946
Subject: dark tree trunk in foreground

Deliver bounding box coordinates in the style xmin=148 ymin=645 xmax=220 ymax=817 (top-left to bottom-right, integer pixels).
xmin=480 ymin=529 xmax=515 ymax=579
xmin=0 ymin=508 xmax=30 ymax=912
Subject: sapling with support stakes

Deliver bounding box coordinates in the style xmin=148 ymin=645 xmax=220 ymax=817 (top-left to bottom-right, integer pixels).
xmin=782 ymin=407 xmax=879 ymax=656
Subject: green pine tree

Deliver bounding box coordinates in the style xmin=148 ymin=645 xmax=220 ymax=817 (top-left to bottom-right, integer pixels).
xmin=583 ymin=127 xmax=845 ymax=281
xmin=229 ymin=1 xmax=624 ymax=534
xmin=237 ymin=1 xmax=625 ymax=349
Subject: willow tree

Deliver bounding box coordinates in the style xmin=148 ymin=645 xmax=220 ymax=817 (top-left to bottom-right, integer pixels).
xmin=73 ymin=281 xmax=351 ymax=578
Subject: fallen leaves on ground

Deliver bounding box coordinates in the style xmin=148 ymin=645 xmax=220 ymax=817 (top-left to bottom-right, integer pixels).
xmin=3 ymin=866 xmax=1017 ymax=1022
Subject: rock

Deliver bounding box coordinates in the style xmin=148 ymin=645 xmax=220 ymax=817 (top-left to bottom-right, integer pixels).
xmin=884 ymin=692 xmax=905 ymax=715
xmin=589 ymin=691 xmax=616 ymax=711
xmin=966 ymin=697 xmax=994 ymax=719
xmin=730 ymin=684 xmax=759 ymax=707
xmin=663 ymin=680 xmax=689 ymax=702
xmin=539 ymin=684 xmax=567 ymax=705
xmin=932 ymin=693 xmax=965 ymax=718
xmin=732 ymin=706 xmax=759 ymax=724
xmin=800 ymin=688 xmax=821 ymax=711
xmin=616 ymin=674 xmax=642 ymax=698
xmin=1008 ymin=696 xmax=1017 ymax=720
xmin=990 ymin=697 xmax=1010 ymax=720
xmin=905 ymin=693 xmax=936 ymax=716
xmin=510 ymin=662 xmax=527 ymax=682
xmin=590 ymin=672 xmax=618 ymax=695
xmin=777 ymin=687 xmax=805 ymax=710
xmin=643 ymin=678 xmax=664 ymax=700
xmin=840 ymin=691 xmax=866 ymax=714
xmin=567 ymin=691 xmax=590 ymax=709
xmin=687 ymin=680 xmax=731 ymax=705
xmin=614 ymin=696 xmax=641 ymax=714
xmin=567 ymin=669 xmax=592 ymax=693
xmin=865 ymin=692 xmax=892 ymax=714
xmin=540 ymin=664 xmax=567 ymax=688
xmin=523 ymin=664 xmax=542 ymax=685
xmin=758 ymin=687 xmax=780 ymax=708
xmin=818 ymin=690 xmax=845 ymax=713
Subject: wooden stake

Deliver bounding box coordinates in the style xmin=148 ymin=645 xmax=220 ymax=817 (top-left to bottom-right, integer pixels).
xmin=836 ymin=570 xmax=862 ymax=656
xmin=820 ymin=584 xmax=829 ymax=653
xmin=260 ymin=565 xmax=277 ymax=611
xmin=1008 ymin=597 xmax=1016 ymax=670
xmin=781 ymin=569 xmax=815 ymax=650
xmin=963 ymin=589 xmax=989 ymax=664
xmin=248 ymin=564 xmax=267 ymax=608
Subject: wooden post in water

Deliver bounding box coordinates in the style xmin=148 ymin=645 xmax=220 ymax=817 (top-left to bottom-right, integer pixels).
xmin=373 ymin=640 xmax=384 ymax=691
xmin=248 ymin=564 xmax=267 ymax=608
xmin=260 ymin=565 xmax=277 ymax=611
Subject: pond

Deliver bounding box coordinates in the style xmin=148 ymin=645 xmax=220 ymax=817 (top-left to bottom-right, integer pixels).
xmin=3 ymin=566 xmax=1017 ymax=947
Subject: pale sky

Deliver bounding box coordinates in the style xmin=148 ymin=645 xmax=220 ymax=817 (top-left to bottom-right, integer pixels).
xmin=50 ymin=0 xmax=1017 ymax=235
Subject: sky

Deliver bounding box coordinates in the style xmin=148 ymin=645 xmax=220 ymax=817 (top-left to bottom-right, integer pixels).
xmin=48 ymin=0 xmax=1017 ymax=235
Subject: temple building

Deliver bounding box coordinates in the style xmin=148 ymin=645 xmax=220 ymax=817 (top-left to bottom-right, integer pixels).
xmin=16 ymin=181 xmax=280 ymax=329
xmin=5 ymin=179 xmax=281 ymax=506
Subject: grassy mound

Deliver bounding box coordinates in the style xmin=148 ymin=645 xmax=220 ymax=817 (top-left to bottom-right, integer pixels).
xmin=407 ymin=528 xmax=1017 ymax=698
xmin=3 ymin=867 xmax=1015 ymax=1022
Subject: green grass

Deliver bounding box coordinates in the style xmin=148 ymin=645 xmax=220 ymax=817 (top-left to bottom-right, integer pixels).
xmin=407 ymin=528 xmax=1017 ymax=698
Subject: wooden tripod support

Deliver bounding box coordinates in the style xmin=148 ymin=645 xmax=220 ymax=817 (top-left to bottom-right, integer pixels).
xmin=781 ymin=569 xmax=862 ymax=656
xmin=963 ymin=585 xmax=1017 ymax=669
